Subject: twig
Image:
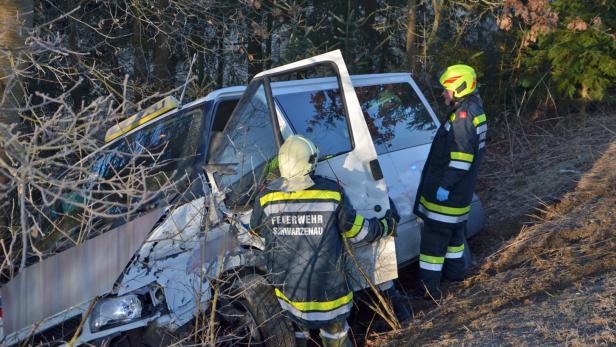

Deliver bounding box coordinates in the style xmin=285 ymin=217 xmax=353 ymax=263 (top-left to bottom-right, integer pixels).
xmin=596 ymin=122 xmax=616 ymax=136
xmin=19 ymin=183 xmax=28 ymax=271
xmin=180 ymin=53 xmax=198 ymax=104
xmin=67 ymin=296 xmax=98 ymax=347
xmin=35 ymin=5 xmax=81 ymax=29
xmin=342 ymin=237 xmax=400 ymax=330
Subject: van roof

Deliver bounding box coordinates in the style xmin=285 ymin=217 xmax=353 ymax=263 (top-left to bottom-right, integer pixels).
xmin=185 ymin=72 xmax=413 ymax=108
xmin=88 ymin=72 xmax=413 ymax=165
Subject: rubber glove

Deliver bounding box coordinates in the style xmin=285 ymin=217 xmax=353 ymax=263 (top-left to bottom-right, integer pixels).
xmin=436 ymin=187 xmax=450 ymax=202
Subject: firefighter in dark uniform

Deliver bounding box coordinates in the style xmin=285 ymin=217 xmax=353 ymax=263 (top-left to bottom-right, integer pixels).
xmin=413 ymin=64 xmax=488 ymax=299
xmin=250 ymin=135 xmax=395 ymax=347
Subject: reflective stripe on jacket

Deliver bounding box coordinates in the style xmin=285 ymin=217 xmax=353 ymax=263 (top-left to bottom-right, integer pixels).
xmin=414 ymin=93 xmax=487 ymax=224
xmin=250 ymin=175 xmax=387 ymax=327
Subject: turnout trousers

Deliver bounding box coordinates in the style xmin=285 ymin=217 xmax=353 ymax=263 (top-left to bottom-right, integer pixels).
xmin=419 ymin=220 xmax=467 ymax=297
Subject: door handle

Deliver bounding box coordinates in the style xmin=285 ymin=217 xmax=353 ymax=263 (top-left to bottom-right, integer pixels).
xmin=369 ymin=159 xmax=384 ymax=181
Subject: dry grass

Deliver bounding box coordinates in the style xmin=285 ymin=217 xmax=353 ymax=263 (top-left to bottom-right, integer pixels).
xmin=373 ymin=112 xmax=616 ymax=346
xmin=478 ymin=113 xmax=616 ymax=227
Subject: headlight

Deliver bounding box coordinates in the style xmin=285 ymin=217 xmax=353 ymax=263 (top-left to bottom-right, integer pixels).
xmin=90 ymin=294 xmax=142 ymax=332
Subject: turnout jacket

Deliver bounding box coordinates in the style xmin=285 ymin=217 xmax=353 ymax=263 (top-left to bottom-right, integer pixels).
xmin=414 ymin=93 xmax=488 ymax=225
xmin=250 ymin=175 xmax=389 ymax=328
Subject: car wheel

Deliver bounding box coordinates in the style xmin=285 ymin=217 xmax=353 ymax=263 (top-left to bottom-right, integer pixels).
xmin=217 ymin=273 xmax=295 ymax=347
xmin=105 ymin=327 xmax=156 ymax=347
xmin=466 ymin=195 xmax=486 ymax=238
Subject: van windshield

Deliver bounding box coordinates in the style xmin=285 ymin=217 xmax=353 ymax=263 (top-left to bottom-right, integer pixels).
xmin=92 ymin=107 xmax=204 ymax=185
xmin=43 ymin=107 xmax=204 ymax=251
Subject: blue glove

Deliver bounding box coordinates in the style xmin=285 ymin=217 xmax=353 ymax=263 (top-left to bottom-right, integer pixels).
xmin=436 ymin=187 xmax=450 ymax=202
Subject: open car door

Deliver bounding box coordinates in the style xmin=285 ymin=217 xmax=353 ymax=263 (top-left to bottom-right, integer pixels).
xmin=207 ymin=50 xmax=397 ymax=290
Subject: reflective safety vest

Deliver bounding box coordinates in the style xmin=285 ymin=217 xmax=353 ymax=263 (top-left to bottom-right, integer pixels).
xmin=414 ymin=93 xmax=487 ymax=224
xmin=250 ymin=175 xmax=388 ymax=328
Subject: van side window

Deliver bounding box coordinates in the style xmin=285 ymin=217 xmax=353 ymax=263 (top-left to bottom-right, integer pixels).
xmin=275 ymin=89 xmax=352 ymax=159
xmin=208 ymin=83 xmax=278 ymax=209
xmin=212 ymin=99 xmax=239 ymax=132
xmin=355 ymin=83 xmax=437 ymax=154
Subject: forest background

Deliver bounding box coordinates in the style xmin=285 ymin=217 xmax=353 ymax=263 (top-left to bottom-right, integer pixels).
xmin=0 ymin=0 xmax=614 ymax=281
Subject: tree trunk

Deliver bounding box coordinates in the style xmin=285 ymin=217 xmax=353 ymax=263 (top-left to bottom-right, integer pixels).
xmin=405 ymin=0 xmax=417 ymax=73
xmin=65 ymin=2 xmax=88 ymax=110
xmin=152 ymin=33 xmax=171 ymax=91
xmin=247 ymin=3 xmax=264 ymax=79
xmin=425 ymin=0 xmax=442 ymax=57
xmin=132 ymin=8 xmax=149 ymax=101
xmin=191 ymin=31 xmax=205 ymax=87
xmin=264 ymin=7 xmax=273 ymax=70
xmin=0 ymin=0 xmax=32 ymax=125
xmin=152 ymin=0 xmax=171 ymax=91
xmin=216 ymin=25 xmax=224 ymax=88
xmin=0 ymin=0 xmax=33 ymax=230
xmin=362 ymin=0 xmax=386 ymax=71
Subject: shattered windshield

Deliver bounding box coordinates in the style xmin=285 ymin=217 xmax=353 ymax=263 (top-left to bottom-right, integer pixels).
xmin=92 ymin=107 xmax=203 ymax=185
xmin=44 ymin=107 xmax=205 ymax=251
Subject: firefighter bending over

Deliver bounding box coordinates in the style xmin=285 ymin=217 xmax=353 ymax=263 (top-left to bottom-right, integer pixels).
xmin=414 ymin=64 xmax=488 ymax=299
xmin=250 ymin=135 xmax=395 ymax=347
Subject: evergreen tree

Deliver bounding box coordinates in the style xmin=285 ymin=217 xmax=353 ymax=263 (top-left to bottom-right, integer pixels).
xmin=527 ymin=0 xmax=616 ymax=102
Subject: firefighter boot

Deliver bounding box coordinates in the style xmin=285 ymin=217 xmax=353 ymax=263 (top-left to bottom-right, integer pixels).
xmin=319 ymin=321 xmax=352 ymax=347
xmin=384 ymin=285 xmax=412 ymax=325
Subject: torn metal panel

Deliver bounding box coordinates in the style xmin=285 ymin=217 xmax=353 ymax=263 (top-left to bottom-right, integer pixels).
xmin=138 ymin=197 xmax=208 ymax=261
xmin=118 ymin=198 xmax=210 ymax=295
xmin=154 ymin=252 xmax=211 ymax=329
xmin=117 ymin=197 xmax=240 ymax=327
xmin=2 ymin=208 xmax=165 ymax=335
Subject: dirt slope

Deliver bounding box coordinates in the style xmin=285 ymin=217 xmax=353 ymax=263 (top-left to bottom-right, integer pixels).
xmin=376 ymin=114 xmax=616 ymax=346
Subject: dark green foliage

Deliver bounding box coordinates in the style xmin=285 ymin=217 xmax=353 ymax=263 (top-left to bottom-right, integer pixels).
xmin=281 ymin=0 xmax=403 ymax=74
xmin=10 ymin=0 xmax=616 ymax=125
xmin=526 ymin=0 xmax=616 ymax=102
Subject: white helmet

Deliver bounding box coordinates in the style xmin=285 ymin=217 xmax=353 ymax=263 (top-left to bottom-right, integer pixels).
xmin=278 ymin=135 xmax=319 ymax=179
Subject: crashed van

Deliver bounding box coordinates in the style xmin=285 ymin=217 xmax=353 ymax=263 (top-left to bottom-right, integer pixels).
xmin=0 ymin=50 xmax=485 ymax=346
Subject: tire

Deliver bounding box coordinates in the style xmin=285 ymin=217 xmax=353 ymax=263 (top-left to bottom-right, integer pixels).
xmin=466 ymin=196 xmax=486 ymax=238
xmin=217 ymin=273 xmax=295 ymax=347
xmin=106 ymin=326 xmax=173 ymax=347
xmin=104 ymin=328 xmax=150 ymax=347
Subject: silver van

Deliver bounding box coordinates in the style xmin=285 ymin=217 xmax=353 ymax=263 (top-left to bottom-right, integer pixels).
xmin=1 ymin=50 xmax=484 ymax=346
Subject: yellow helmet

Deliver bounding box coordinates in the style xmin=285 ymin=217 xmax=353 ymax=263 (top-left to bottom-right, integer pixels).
xmin=439 ymin=64 xmax=477 ymax=98
xmin=278 ymin=135 xmax=319 ymax=179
